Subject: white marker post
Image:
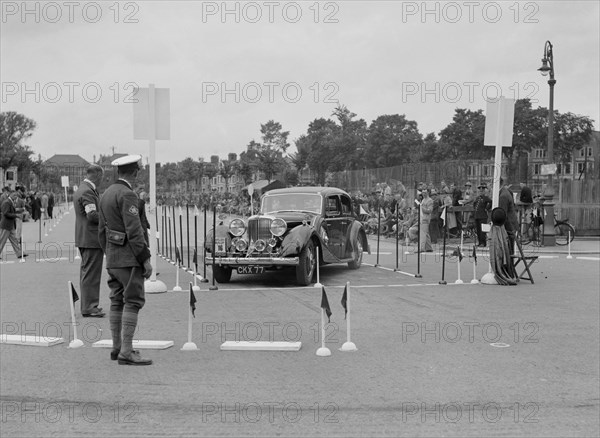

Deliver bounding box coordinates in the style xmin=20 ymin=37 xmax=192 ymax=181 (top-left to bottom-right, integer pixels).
xmin=313 ymin=246 xmax=322 ymax=288
xmin=134 ymin=84 xmax=170 ymax=293
xmin=566 ymin=230 xmax=573 ymax=259
xmin=481 ymin=96 xmax=516 ymax=285
xmin=181 ymin=283 xmax=198 ymax=351
xmin=455 ymin=231 xmax=464 ymax=284
xmin=316 ymin=305 xmax=331 ymax=357
xmin=61 ymin=176 xmax=69 ymax=214
xmin=340 ymin=282 xmax=357 ymax=352
xmin=67 ymin=281 xmax=83 ymax=349
xmin=248 ymin=183 xmax=254 ymax=216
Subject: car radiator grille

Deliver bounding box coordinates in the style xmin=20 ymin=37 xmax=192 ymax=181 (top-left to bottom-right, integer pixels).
xmin=247 ymin=218 xmax=272 ymax=241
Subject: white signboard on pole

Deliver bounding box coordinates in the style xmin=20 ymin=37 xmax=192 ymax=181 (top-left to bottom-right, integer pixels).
xmin=484 ymin=98 xmax=515 ymax=147
xmin=61 ymin=176 xmax=69 ymax=187
xmin=483 ymin=97 xmax=516 ymax=208
xmin=133 ymin=87 xmax=171 ymax=140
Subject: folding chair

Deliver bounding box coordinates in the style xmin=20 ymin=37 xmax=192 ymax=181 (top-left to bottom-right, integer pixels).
xmin=511 ymin=238 xmax=539 ymax=284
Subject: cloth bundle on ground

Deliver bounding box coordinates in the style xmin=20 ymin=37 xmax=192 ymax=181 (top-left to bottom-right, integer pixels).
xmin=489 ymin=207 xmax=518 ymax=286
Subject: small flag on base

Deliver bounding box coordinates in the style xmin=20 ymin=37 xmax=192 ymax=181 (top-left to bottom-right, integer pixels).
xmin=68 ymin=282 xmax=84 ymax=348
xmin=340 ymin=282 xmax=357 ymax=352
xmin=471 ymin=245 xmax=480 ymax=284
xmin=455 ymin=245 xmax=464 ymax=284
xmin=316 ymin=287 xmax=332 ymax=357
xmin=181 ymin=283 xmax=198 ymax=351
xmin=173 ymin=248 xmax=182 ymax=291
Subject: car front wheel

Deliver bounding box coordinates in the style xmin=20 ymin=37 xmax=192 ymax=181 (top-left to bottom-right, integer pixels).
xmin=296 ymin=240 xmax=315 ymax=286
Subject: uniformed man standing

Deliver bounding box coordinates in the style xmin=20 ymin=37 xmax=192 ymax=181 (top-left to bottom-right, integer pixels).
xmin=74 ymin=165 xmax=105 ymax=317
xmin=99 ymin=155 xmax=153 ymax=366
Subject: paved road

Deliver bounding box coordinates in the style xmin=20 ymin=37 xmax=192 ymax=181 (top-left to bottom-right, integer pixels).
xmin=1 ymin=207 xmax=598 ymax=437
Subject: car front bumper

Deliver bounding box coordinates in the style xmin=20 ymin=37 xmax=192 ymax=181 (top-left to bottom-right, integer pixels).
xmin=204 ymin=256 xmax=299 ymax=266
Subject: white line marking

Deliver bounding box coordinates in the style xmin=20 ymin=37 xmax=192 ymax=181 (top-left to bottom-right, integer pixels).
xmin=577 ymin=256 xmax=600 ymax=261
xmin=538 ymin=255 xmax=559 ymax=259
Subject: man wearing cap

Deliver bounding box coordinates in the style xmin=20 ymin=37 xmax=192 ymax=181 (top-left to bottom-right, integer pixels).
xmin=0 ymin=190 xmax=27 ymax=259
xmin=498 ymin=177 xmax=519 ymax=254
xmin=99 ymin=155 xmax=153 ymax=366
xmin=74 ymin=165 xmax=105 ymax=317
xmin=474 ymin=183 xmax=492 ymax=247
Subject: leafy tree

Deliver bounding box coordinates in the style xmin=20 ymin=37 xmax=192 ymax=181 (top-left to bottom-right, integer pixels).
xmin=299 ymin=118 xmax=338 ymax=185
xmin=260 ymin=120 xmax=290 ymax=153
xmin=330 ymin=105 xmax=368 ymax=171
xmin=0 ymin=111 xmax=37 ymax=170
xmin=551 ymin=111 xmax=594 ymax=166
xmin=219 ymin=159 xmax=237 ymax=192
xmin=438 ymin=109 xmax=487 ymax=160
xmin=180 ymin=157 xmax=200 ymax=191
xmin=365 ymin=114 xmax=423 ymax=167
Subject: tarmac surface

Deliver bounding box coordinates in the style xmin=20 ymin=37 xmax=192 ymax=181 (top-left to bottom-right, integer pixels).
xmin=1 ymin=205 xmax=599 ymax=437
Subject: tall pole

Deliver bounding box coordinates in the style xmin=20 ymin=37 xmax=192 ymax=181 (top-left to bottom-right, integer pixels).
xmin=539 ymin=41 xmax=556 ymax=246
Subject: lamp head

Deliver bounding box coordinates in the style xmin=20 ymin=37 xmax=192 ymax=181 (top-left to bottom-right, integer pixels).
xmin=538 ymin=58 xmax=550 ymax=76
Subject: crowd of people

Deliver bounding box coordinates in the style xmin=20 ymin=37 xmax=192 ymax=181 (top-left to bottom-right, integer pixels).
xmin=350 ymin=178 xmax=533 ymax=251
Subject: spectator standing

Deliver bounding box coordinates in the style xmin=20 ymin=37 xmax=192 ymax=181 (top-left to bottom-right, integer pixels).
xmin=474 ymin=183 xmax=492 ymax=246
xmin=498 ymin=177 xmax=519 ymax=254
xmin=74 ymin=165 xmax=105 ymax=318
xmin=0 ymin=191 xmax=28 ymax=259
xmin=47 ymin=192 xmax=55 ymax=219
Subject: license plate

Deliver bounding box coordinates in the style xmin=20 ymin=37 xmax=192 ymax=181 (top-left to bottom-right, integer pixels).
xmin=237 ymin=266 xmax=264 ymax=274
xmin=215 ymin=238 xmax=227 ymax=255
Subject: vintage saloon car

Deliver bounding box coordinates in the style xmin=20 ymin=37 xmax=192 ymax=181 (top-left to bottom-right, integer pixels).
xmin=204 ymin=187 xmax=370 ymax=285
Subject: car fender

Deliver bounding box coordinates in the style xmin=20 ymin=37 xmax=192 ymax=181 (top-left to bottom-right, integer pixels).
xmin=280 ymin=224 xmax=313 ymax=257
xmin=349 ymin=221 xmax=371 ymax=255
xmin=205 ymin=224 xmax=231 ymax=251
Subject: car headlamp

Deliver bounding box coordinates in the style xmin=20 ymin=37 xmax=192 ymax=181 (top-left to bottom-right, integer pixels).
xmin=229 ymin=218 xmax=246 ymax=237
xmin=270 ymin=218 xmax=287 ymax=237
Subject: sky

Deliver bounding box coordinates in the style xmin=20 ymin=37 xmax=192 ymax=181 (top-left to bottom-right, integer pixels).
xmin=1 ymin=0 xmax=599 ymax=165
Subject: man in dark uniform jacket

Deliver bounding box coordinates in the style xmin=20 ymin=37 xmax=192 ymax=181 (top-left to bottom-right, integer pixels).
xmin=498 ymin=177 xmax=519 ymax=255
xmin=474 ymin=182 xmax=492 ymax=247
xmin=0 ymin=190 xmax=27 ymax=258
xmin=99 ymin=155 xmax=153 ymax=366
xmin=74 ymin=165 xmax=105 ymax=317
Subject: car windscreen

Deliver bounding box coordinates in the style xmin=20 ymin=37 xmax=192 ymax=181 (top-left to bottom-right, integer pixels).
xmin=261 ymin=193 xmax=322 ymax=214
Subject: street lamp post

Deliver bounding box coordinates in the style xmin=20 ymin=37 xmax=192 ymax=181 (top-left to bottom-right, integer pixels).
xmin=538 ymin=40 xmax=556 ymax=246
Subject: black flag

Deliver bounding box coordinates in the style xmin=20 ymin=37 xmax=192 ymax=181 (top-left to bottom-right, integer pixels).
xmin=341 ymin=284 xmax=348 ymax=320
xmin=70 ymin=283 xmax=79 ymax=303
xmin=192 ymin=248 xmax=198 ymax=268
xmin=175 ymin=247 xmax=181 ymax=265
xmin=457 ymin=246 xmax=463 ymax=262
xmin=189 ymin=283 xmax=197 ymax=318
xmin=321 ymin=287 xmax=332 ymax=323
xmin=472 ymin=245 xmax=477 ymax=265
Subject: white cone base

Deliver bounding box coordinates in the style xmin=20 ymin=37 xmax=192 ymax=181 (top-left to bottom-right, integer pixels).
xmin=313 ymin=282 xmax=323 ymax=288
xmin=566 ymin=255 xmax=573 ymax=259
xmin=172 ymin=286 xmax=183 ymax=291
xmin=75 ymin=255 xmax=81 ymax=260
xmin=192 ymin=286 xmax=201 ymax=292
xmin=470 ymin=279 xmax=480 ymax=284
xmin=181 ymin=342 xmax=198 ymax=351
xmin=316 ymin=347 xmax=331 ymax=356
xmin=1 ymin=334 xmax=64 ymax=347
xmin=19 ymin=259 xmax=26 ymax=263
xmin=455 ymin=279 xmax=464 ymax=284
xmin=144 ymin=279 xmax=168 ymax=294
xmin=340 ymin=342 xmax=357 ymax=352
xmin=480 ymin=272 xmax=498 ymax=285
xmin=69 ymin=339 xmax=85 ymax=349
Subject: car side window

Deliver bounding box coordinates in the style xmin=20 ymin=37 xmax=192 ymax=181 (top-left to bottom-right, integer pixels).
xmin=326 ymin=196 xmax=340 ymax=216
xmin=340 ymin=196 xmax=353 ymax=216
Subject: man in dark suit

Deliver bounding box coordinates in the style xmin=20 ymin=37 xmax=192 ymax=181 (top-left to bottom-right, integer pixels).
xmin=0 ymin=191 xmax=27 ymax=258
xmin=498 ymin=177 xmax=519 ymax=255
xmin=74 ymin=165 xmax=105 ymax=317
xmin=99 ymin=155 xmax=153 ymax=366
